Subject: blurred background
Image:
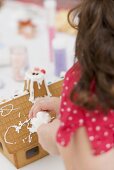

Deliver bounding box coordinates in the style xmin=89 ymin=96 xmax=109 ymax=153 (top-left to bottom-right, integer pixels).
xmin=0 ymin=0 xmax=78 ymax=100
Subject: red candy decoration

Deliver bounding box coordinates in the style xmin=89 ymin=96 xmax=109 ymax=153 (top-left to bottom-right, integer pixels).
xmin=41 ymin=69 xmax=46 ymax=74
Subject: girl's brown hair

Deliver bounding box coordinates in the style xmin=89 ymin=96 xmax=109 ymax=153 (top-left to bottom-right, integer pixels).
xmin=69 ymin=0 xmax=114 ymax=111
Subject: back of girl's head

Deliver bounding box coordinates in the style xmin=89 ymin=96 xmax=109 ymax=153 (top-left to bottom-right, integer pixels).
xmin=69 ymin=0 xmax=114 ymax=112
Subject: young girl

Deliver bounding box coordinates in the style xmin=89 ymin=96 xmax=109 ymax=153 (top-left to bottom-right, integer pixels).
xmin=29 ymin=0 xmax=114 ymax=170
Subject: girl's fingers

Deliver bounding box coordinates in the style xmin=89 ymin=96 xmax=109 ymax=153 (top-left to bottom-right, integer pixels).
xmin=32 ymin=106 xmax=41 ymax=117
xmin=29 ymin=98 xmax=43 ymax=118
xmin=29 ymin=97 xmax=58 ymax=119
xmin=34 ymin=97 xmax=44 ymax=105
xmin=29 ymin=108 xmax=34 ymax=118
xmin=29 ymin=104 xmax=40 ymax=118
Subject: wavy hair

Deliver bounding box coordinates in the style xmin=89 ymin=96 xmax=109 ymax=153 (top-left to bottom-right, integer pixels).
xmin=69 ymin=0 xmax=114 ymax=112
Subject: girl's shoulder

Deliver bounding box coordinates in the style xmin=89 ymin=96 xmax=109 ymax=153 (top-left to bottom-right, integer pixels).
xmin=64 ymin=62 xmax=81 ymax=91
xmin=65 ymin=61 xmax=81 ymax=78
xmin=58 ymin=62 xmax=114 ymax=156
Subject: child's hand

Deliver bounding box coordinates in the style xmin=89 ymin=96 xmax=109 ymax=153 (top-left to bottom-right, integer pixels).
xmin=29 ymin=96 xmax=61 ymax=119
xmin=37 ymin=119 xmax=60 ymax=155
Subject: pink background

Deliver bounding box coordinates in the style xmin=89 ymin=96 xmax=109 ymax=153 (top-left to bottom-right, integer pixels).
xmin=17 ymin=0 xmax=77 ymax=9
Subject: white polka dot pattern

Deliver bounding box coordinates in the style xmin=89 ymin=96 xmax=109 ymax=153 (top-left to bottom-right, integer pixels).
xmin=61 ymin=108 xmax=64 ymax=112
xmin=106 ymin=144 xmax=111 ymax=149
xmin=103 ymin=117 xmax=108 ymax=121
xmin=57 ymin=62 xmax=114 ymax=156
xmin=61 ymin=140 xmax=65 ymax=146
xmin=89 ymin=136 xmax=94 ymax=141
xmin=104 ymin=132 xmax=108 ymax=136
xmin=79 ymin=119 xmax=84 ymax=125
xmin=92 ymin=118 xmax=96 ymax=122
xmin=74 ymin=82 xmax=77 ymax=85
xmin=67 ymin=107 xmax=71 ymax=112
xmin=88 ymin=127 xmax=93 ymax=131
xmin=96 ymin=126 xmax=101 ymax=131
xmin=86 ymin=113 xmax=90 ymax=117
xmin=66 ymin=77 xmax=69 ymax=81
xmin=65 ymin=86 xmax=68 ymax=90
xmin=61 ymin=122 xmax=65 ymax=127
xmin=63 ymin=102 xmax=67 ymax=106
xmin=62 ymin=93 xmax=65 ymax=97
xmin=73 ymin=110 xmax=77 ymax=114
xmin=68 ymin=116 xmax=73 ymax=121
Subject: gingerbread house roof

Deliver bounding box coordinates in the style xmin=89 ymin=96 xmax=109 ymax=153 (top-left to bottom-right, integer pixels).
xmin=0 ymin=79 xmax=63 ymax=154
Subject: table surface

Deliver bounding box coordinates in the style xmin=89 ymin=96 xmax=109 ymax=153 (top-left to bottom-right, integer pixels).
xmin=0 ymin=152 xmax=65 ymax=170
xmin=0 ymin=1 xmax=75 ymax=169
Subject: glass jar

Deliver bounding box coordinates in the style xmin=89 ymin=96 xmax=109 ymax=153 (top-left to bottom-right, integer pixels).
xmin=10 ymin=45 xmax=29 ymax=81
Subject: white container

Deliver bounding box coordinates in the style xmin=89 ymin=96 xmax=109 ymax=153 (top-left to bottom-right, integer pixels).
xmin=0 ymin=42 xmax=10 ymax=66
xmin=10 ymin=45 xmax=29 ymax=81
xmin=53 ymin=35 xmax=67 ymax=76
xmin=44 ymin=0 xmax=57 ymax=27
xmin=44 ymin=0 xmax=57 ymax=62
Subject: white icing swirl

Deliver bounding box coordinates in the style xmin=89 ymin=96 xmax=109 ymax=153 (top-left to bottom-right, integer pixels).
xmin=28 ymin=111 xmax=51 ymax=133
xmin=25 ymin=70 xmax=52 ymax=103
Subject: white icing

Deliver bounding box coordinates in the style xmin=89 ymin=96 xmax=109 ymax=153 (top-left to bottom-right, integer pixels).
xmin=4 ymin=119 xmax=31 ymax=145
xmin=18 ymin=112 xmax=21 ymax=118
xmin=44 ymin=79 xmax=52 ymax=97
xmin=28 ymin=135 xmax=32 ymax=143
xmin=4 ymin=126 xmax=17 ymax=145
xmin=29 ymin=79 xmax=34 ymax=102
xmin=18 ymin=119 xmax=31 ymax=127
xmin=22 ymin=139 xmax=25 ymax=143
xmin=26 ymin=79 xmax=29 ymax=91
xmin=28 ymin=111 xmax=51 ymax=133
xmin=0 ymin=91 xmax=29 ymax=106
xmin=60 ymin=71 xmax=66 ymax=78
xmin=0 ymin=104 xmax=19 ymax=117
xmin=25 ymin=70 xmax=51 ymax=103
xmin=4 ymin=112 xmax=54 ymax=145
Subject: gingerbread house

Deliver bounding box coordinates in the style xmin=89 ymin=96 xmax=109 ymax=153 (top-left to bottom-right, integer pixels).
xmin=0 ymin=68 xmax=63 ymax=168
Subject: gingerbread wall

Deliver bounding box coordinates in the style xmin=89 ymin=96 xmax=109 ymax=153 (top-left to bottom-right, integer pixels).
xmin=0 ymin=79 xmax=63 ymax=168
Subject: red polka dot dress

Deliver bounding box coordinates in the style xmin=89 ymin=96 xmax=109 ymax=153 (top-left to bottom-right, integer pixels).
xmin=56 ymin=62 xmax=114 ymax=155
